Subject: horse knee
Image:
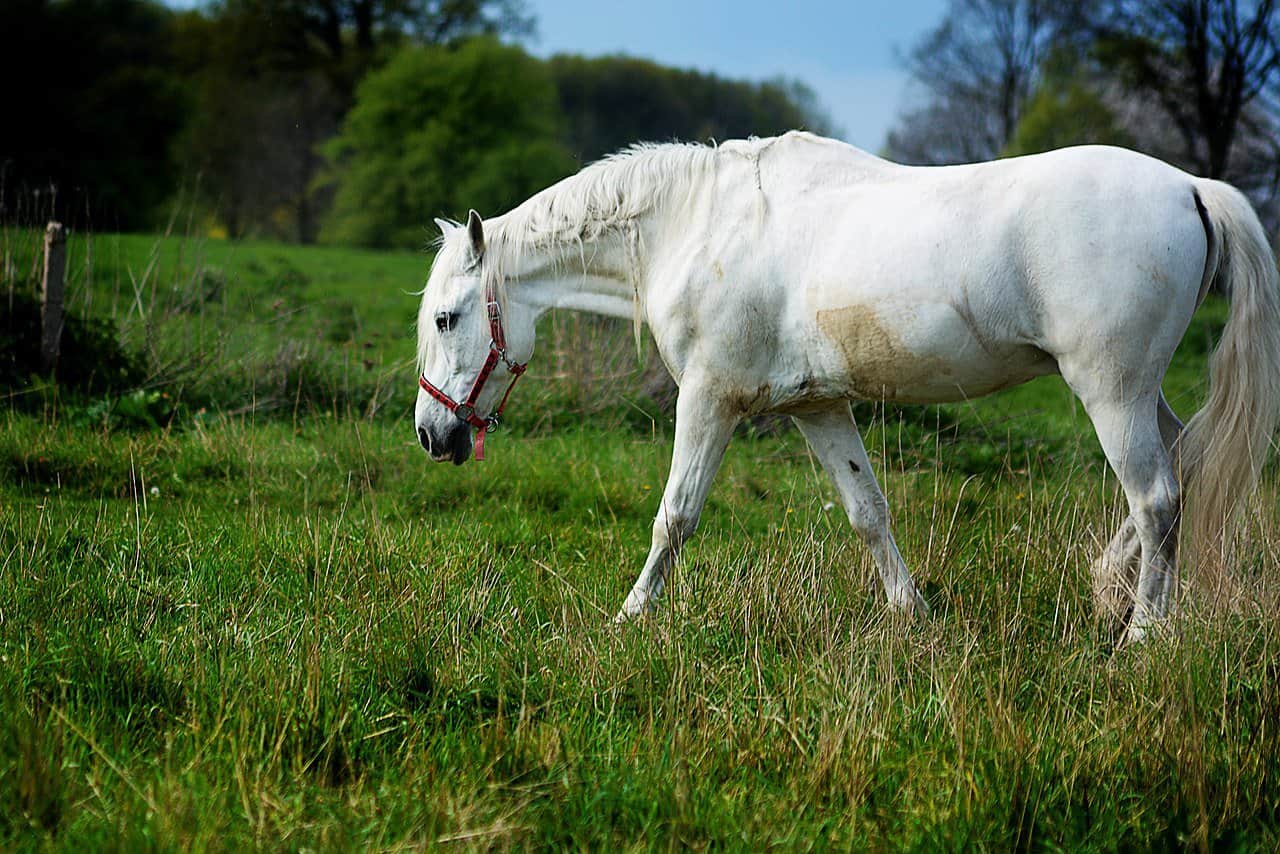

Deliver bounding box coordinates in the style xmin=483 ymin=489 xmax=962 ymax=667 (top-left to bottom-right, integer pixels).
xmin=846 ymin=494 xmax=890 ymax=541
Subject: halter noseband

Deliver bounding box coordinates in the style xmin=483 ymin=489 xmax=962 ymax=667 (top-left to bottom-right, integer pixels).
xmin=418 ymin=281 xmax=527 ymax=461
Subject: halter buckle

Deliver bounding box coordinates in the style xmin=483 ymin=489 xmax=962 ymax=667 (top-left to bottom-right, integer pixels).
xmin=454 ymin=403 xmax=476 ymax=423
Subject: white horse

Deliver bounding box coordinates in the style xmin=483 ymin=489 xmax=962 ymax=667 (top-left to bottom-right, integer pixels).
xmin=414 ymin=131 xmax=1280 ymax=644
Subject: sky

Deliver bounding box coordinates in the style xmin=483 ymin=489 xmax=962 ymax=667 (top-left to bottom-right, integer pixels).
xmin=527 ymin=0 xmax=951 ymax=151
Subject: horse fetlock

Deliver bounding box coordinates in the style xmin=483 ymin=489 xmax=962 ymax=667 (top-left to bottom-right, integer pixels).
xmin=1093 ymin=513 xmax=1165 ymax=632
xmin=1119 ymin=621 xmax=1148 ymax=647
xmin=847 ymin=498 xmax=890 ymax=538
xmin=613 ymin=604 xmax=641 ymax=624
xmin=1090 ymin=545 xmax=1141 ymax=622
xmin=617 ymin=565 xmax=668 ymax=623
xmin=655 ymin=511 xmax=698 ymax=543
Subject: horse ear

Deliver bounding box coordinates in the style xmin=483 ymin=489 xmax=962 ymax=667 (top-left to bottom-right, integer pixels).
xmin=433 ymin=217 xmax=454 ymax=235
xmin=466 ymin=209 xmax=485 ymax=258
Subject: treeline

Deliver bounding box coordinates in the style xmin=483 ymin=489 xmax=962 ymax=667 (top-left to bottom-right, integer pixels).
xmin=885 ymin=0 xmax=1280 ymax=226
xmin=0 ymin=0 xmax=828 ymax=246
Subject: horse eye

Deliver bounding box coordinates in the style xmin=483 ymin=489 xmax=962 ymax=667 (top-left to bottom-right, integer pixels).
xmin=435 ymin=311 xmax=456 ymax=332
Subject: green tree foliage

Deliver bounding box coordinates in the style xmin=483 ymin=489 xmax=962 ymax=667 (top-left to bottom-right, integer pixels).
xmin=888 ymin=0 xmax=1280 ymax=224
xmin=172 ymin=0 xmax=533 ymax=242
xmin=373 ymin=0 xmax=535 ymax=47
xmin=1003 ymin=52 xmax=1133 ymax=156
xmin=172 ymin=3 xmax=345 ymax=242
xmin=550 ymin=55 xmax=833 ymax=163
xmin=0 ymin=0 xmax=188 ymax=230
xmin=263 ymin=0 xmax=534 ymax=65
xmin=321 ymin=39 xmax=577 ymax=248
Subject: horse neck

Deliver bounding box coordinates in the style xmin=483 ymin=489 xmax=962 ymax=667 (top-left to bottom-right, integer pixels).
xmin=494 ymin=144 xmax=713 ymax=323
xmin=496 ymin=220 xmax=645 ymax=322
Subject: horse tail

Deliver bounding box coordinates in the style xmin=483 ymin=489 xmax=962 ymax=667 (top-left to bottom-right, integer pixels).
xmin=1179 ymin=180 xmax=1280 ymax=594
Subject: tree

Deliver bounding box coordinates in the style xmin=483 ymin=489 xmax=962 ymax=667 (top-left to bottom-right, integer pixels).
xmin=172 ymin=0 xmax=533 ymax=242
xmin=885 ymin=0 xmax=1075 ymax=164
xmin=0 ymin=0 xmax=189 ymax=230
xmin=178 ymin=67 xmax=341 ymax=241
xmin=171 ymin=4 xmax=346 ymax=241
xmin=383 ymin=0 xmax=534 ymax=46
xmin=1003 ymin=50 xmax=1134 ymax=156
xmin=1088 ymin=0 xmax=1280 ymax=181
xmin=201 ymin=0 xmax=533 ymax=71
xmin=320 ymin=38 xmax=577 ymax=248
xmin=549 ymin=55 xmax=833 ymax=164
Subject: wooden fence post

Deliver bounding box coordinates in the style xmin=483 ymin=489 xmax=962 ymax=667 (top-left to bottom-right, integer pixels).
xmin=41 ymin=221 xmax=66 ymax=373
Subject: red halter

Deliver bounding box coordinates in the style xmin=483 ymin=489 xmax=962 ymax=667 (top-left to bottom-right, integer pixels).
xmin=418 ymin=282 xmax=527 ymax=461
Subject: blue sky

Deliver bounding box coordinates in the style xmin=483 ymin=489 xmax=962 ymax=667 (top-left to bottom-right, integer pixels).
xmin=528 ymin=0 xmax=950 ymax=150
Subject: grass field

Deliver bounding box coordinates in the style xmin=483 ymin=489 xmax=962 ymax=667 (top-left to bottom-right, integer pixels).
xmin=2 ymin=229 xmax=1279 ymax=849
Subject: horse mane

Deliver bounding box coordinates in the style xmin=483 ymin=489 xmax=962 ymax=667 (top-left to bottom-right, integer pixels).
xmin=491 ymin=141 xmax=716 ymax=252
xmin=477 ymin=133 xmax=865 ymax=290
xmin=485 ymin=141 xmax=720 ymax=353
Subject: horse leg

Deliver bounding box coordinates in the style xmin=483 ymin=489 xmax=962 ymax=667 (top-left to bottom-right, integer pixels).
xmin=1079 ymin=394 xmax=1181 ymax=644
xmin=1090 ymin=394 xmax=1184 ymax=624
xmin=615 ymin=387 xmax=737 ymax=622
xmin=793 ymin=405 xmax=928 ymax=616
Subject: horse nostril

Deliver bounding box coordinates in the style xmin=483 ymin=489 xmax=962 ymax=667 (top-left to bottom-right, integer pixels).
xmin=417 ymin=427 xmax=432 ymax=452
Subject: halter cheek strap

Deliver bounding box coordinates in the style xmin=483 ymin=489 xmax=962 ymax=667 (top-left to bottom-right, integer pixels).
xmin=418 ymin=288 xmax=527 ymax=461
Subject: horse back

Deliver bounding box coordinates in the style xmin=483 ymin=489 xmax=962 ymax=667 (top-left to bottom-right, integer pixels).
xmin=657 ymin=141 xmax=1210 ymax=408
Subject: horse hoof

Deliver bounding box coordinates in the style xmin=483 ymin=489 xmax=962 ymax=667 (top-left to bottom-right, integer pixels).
xmin=1120 ymin=623 xmax=1148 ymax=647
xmin=912 ymin=594 xmax=930 ymax=619
xmin=1119 ymin=617 xmax=1175 ymax=648
xmin=890 ymin=591 xmax=929 ymax=620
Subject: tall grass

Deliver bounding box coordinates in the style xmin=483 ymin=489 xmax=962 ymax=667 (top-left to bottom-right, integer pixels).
xmin=1 ymin=228 xmax=1275 ymax=848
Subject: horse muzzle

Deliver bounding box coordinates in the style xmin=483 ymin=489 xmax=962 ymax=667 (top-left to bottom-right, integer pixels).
xmin=417 ymin=423 xmax=472 ymax=465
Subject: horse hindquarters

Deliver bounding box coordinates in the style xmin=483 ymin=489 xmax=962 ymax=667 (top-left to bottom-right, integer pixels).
xmin=1050 ymin=188 xmax=1209 ymax=642
xmin=1073 ymin=179 xmax=1280 ymax=640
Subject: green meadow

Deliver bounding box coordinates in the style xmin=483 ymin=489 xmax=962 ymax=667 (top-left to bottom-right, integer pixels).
xmin=2 ymin=230 xmax=1278 ymax=849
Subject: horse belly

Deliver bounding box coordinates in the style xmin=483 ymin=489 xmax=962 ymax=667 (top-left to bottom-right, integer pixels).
xmin=812 ymin=302 xmax=1053 ymax=404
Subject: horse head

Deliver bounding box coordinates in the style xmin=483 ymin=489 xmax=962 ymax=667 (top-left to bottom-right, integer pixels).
xmin=415 ymin=210 xmax=534 ymax=464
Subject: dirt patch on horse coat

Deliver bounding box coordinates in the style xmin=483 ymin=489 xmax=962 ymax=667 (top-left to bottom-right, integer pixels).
xmin=815 ymin=305 xmax=949 ymax=400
